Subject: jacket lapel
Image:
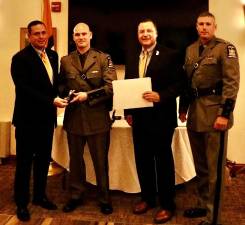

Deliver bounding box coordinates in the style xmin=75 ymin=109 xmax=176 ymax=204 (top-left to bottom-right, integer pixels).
xmin=70 ymin=50 xmax=97 ymax=75
xmin=46 ymin=51 xmax=54 ymax=69
xmin=193 ymin=41 xmax=200 ymax=59
xmin=145 ymin=45 xmax=161 ymax=77
xmin=197 ymin=38 xmax=217 ymax=59
xmin=148 ymin=47 xmax=159 ymax=67
xmin=83 ymin=50 xmax=96 ymax=73
xmin=70 ymin=51 xmax=83 ymax=74
xmin=28 ymin=45 xmax=53 ymax=86
xmin=202 ymin=38 xmax=217 ymax=56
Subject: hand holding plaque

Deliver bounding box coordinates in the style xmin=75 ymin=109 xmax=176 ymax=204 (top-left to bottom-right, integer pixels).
xmin=66 ymin=90 xmax=76 ymax=103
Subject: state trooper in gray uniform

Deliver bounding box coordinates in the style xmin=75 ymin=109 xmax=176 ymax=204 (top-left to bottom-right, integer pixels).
xmin=179 ymin=12 xmax=240 ymax=225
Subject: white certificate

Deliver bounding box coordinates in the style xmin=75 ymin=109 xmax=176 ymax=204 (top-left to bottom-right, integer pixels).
xmin=112 ymin=77 xmax=153 ymax=109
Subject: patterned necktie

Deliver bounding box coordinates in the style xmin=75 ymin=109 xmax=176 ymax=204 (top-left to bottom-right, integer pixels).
xmin=139 ymin=51 xmax=148 ymax=78
xmin=40 ymin=51 xmax=53 ymax=84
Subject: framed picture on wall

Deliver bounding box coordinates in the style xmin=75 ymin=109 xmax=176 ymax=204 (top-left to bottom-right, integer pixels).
xmin=20 ymin=27 xmax=57 ymax=50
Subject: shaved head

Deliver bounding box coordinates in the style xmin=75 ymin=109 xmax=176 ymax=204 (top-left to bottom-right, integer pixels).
xmin=73 ymin=23 xmax=90 ymax=33
xmin=73 ymin=22 xmax=92 ymax=54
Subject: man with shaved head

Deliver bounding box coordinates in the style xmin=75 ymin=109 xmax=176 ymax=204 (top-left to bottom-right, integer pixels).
xmin=59 ymin=22 xmax=117 ymax=214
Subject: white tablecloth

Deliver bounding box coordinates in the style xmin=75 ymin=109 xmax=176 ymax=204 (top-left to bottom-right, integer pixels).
xmin=52 ymin=116 xmax=196 ymax=193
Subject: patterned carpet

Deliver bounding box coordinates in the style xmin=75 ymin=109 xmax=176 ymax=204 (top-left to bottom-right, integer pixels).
xmin=0 ymin=158 xmax=244 ymax=225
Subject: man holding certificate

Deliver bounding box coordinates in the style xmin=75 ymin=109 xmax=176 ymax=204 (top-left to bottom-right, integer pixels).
xmin=124 ymin=19 xmax=184 ymax=224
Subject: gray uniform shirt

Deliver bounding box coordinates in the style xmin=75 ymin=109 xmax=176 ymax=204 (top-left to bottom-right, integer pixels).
xmin=183 ymin=37 xmax=240 ymax=132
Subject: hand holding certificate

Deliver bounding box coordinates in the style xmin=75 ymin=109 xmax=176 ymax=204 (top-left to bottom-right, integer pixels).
xmin=112 ymin=77 xmax=153 ymax=109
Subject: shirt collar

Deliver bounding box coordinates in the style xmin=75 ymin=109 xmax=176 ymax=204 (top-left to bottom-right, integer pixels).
xmin=198 ymin=36 xmax=216 ymax=47
xmin=77 ymin=49 xmax=90 ymax=56
xmin=31 ymin=45 xmax=46 ymax=57
xmin=141 ymin=42 xmax=157 ymax=55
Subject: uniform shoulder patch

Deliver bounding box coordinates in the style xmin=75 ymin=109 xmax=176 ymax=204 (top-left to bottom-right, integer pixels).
xmin=227 ymin=44 xmax=238 ymax=58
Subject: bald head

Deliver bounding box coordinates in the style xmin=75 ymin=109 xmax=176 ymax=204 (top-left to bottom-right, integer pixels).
xmin=73 ymin=22 xmax=92 ymax=53
xmin=73 ymin=23 xmax=90 ymax=33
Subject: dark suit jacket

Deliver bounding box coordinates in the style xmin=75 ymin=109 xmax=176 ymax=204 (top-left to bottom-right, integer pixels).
xmin=59 ymin=49 xmax=117 ymax=135
xmin=125 ymin=44 xmax=184 ymax=130
xmin=11 ymin=44 xmax=58 ymax=127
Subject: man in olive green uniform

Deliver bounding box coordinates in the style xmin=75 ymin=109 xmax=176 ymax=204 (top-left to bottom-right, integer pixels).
xmin=179 ymin=12 xmax=239 ymax=225
xmin=59 ymin=23 xmax=117 ymax=214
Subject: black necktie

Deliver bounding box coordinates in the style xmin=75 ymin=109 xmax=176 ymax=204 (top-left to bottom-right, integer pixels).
xmin=199 ymin=45 xmax=204 ymax=56
xmin=79 ymin=52 xmax=88 ymax=69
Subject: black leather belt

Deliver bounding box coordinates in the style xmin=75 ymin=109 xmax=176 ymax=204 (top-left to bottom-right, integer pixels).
xmin=190 ymin=86 xmax=222 ymax=98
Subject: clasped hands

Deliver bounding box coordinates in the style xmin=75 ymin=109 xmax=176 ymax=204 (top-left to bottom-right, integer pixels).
xmin=67 ymin=91 xmax=88 ymax=103
xmin=53 ymin=90 xmax=88 ymax=108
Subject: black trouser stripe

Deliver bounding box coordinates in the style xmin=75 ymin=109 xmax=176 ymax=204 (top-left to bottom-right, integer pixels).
xmin=212 ymin=131 xmax=225 ymax=225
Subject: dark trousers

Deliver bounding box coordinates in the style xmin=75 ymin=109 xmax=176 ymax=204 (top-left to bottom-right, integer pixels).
xmin=132 ymin=123 xmax=176 ymax=210
xmin=66 ymin=131 xmax=110 ymax=204
xmin=14 ymin=124 xmax=54 ymax=207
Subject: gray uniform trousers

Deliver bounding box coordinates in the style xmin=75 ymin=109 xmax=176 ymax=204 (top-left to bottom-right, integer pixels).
xmin=188 ymin=129 xmax=228 ymax=224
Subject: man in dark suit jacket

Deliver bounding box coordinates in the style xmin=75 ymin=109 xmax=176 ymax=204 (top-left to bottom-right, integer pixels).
xmin=59 ymin=23 xmax=117 ymax=215
xmin=11 ymin=20 xmax=67 ymax=221
xmin=125 ymin=19 xmax=184 ymax=224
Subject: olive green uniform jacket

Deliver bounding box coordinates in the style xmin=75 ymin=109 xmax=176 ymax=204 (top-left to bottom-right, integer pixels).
xmin=59 ymin=49 xmax=117 ymax=135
